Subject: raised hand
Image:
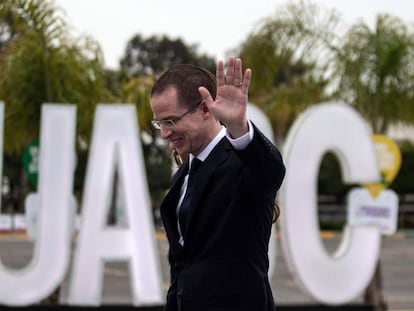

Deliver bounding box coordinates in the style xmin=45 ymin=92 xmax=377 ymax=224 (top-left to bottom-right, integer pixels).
xmin=199 ymin=57 xmax=252 ymax=138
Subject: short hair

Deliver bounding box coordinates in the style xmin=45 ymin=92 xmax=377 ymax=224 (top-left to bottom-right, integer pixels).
xmin=151 ymin=64 xmax=216 ymax=108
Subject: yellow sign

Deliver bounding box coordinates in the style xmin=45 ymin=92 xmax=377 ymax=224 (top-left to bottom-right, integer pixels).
xmin=364 ymin=135 xmax=402 ymax=198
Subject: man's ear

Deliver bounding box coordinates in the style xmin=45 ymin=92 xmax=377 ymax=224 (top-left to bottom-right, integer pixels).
xmin=201 ymin=100 xmax=209 ymax=114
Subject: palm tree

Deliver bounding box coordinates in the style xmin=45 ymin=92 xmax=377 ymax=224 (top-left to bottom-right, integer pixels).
xmin=333 ymin=14 xmax=414 ymax=134
xmin=0 ymin=0 xmax=107 ymax=207
xmin=239 ymin=0 xmax=338 ymax=146
xmin=0 ymin=0 xmax=107 ymax=154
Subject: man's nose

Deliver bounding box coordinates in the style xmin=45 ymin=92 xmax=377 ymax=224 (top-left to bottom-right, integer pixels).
xmin=160 ymin=126 xmax=172 ymax=138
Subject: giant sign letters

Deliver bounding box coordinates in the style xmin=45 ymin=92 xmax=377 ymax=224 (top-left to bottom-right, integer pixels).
xmin=279 ymin=102 xmax=381 ymax=304
xmin=0 ymin=102 xmax=383 ymax=306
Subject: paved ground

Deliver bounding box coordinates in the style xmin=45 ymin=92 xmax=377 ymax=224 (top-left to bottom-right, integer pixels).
xmin=0 ymin=230 xmax=412 ymax=310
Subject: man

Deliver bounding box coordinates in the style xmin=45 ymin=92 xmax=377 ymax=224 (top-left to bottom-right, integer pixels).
xmin=150 ymin=57 xmax=285 ymax=311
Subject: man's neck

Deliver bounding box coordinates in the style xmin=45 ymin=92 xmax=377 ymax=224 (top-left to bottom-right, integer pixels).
xmin=193 ymin=125 xmax=226 ymax=162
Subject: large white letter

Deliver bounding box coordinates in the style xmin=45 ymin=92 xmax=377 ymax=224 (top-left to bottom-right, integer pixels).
xmin=68 ymin=105 xmax=163 ymax=306
xmin=280 ymin=102 xmax=381 ymax=304
xmin=0 ymin=104 xmax=76 ymax=305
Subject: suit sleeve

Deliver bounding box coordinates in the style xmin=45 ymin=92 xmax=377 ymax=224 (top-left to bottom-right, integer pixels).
xmin=235 ymin=122 xmax=285 ymax=196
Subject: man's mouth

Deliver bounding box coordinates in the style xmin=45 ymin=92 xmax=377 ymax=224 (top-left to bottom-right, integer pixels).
xmin=170 ymin=137 xmax=183 ymax=147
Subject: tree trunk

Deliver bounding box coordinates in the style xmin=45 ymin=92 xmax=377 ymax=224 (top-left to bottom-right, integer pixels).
xmin=364 ymin=261 xmax=387 ymax=311
xmin=40 ymin=287 xmax=61 ymax=304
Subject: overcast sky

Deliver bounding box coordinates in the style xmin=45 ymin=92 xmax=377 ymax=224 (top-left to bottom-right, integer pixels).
xmin=54 ymin=0 xmax=414 ymax=70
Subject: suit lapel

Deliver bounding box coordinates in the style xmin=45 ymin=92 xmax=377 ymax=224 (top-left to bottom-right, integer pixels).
xmin=183 ymin=138 xmax=232 ymax=239
xmin=160 ymin=161 xmax=188 ymax=241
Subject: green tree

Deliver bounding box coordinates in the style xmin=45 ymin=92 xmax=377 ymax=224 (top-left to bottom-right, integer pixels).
xmin=239 ymin=0 xmax=338 ymax=145
xmin=333 ymin=14 xmax=414 ymax=134
xmin=0 ymin=0 xmax=107 ymax=215
xmin=120 ymin=34 xmax=216 ymax=78
xmin=0 ymin=0 xmax=107 ymax=155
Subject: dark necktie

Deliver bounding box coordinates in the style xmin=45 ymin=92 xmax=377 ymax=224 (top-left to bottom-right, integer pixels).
xmin=179 ymin=158 xmax=202 ymax=238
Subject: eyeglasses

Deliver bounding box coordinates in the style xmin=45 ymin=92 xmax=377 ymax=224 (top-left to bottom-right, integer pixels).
xmin=151 ymin=99 xmax=202 ymax=130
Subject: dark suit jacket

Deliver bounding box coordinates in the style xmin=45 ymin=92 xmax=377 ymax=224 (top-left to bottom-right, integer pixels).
xmin=160 ymin=124 xmax=285 ymax=311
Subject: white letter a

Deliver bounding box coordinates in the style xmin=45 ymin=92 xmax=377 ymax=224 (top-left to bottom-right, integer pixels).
xmin=68 ymin=105 xmax=163 ymax=306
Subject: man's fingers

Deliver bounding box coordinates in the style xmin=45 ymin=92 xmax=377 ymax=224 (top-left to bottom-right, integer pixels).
xmin=216 ymin=57 xmax=251 ymax=94
xmin=241 ymin=68 xmax=252 ymax=94
xmin=216 ymin=60 xmax=225 ymax=87
xmin=225 ymin=57 xmax=236 ymax=85
xmin=233 ymin=58 xmax=243 ymax=87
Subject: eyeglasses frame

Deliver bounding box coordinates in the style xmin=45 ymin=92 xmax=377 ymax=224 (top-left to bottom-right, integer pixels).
xmin=151 ymin=99 xmax=202 ymax=130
